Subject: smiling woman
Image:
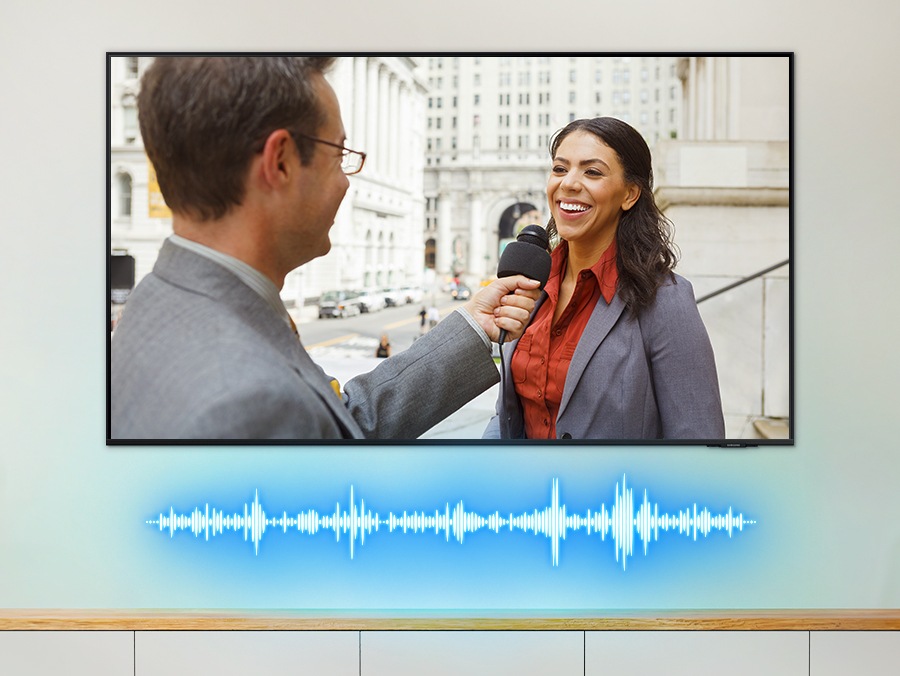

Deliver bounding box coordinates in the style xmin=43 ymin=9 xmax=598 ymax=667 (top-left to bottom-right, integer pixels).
xmin=484 ymin=116 xmax=725 ymax=441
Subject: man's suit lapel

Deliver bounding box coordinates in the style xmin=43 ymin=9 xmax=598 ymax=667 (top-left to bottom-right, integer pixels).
xmin=154 ymin=240 xmax=363 ymax=439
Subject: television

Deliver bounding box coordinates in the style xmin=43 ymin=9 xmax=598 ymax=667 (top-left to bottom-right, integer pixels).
xmin=107 ymin=53 xmax=792 ymax=447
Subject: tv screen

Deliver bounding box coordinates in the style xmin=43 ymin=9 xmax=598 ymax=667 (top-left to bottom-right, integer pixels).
xmin=107 ymin=53 xmax=792 ymax=446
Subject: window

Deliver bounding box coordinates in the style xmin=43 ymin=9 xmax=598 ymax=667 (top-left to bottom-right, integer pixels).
xmin=125 ymin=56 xmax=139 ymax=79
xmin=569 ymin=69 xmax=577 ymax=83
xmin=117 ymin=173 xmax=132 ymax=217
xmin=569 ymin=91 xmax=576 ymax=104
xmin=474 ymin=94 xmax=480 ymax=105
xmin=123 ymin=103 xmax=138 ymax=143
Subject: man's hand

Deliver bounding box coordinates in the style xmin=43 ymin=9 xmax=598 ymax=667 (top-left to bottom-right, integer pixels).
xmin=463 ymin=276 xmax=542 ymax=343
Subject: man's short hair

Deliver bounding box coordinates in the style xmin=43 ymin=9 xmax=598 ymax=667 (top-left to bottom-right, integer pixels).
xmin=138 ymin=56 xmax=336 ymax=221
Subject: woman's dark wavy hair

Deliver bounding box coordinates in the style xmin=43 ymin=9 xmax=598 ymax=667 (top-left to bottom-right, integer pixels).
xmin=547 ymin=117 xmax=679 ymax=312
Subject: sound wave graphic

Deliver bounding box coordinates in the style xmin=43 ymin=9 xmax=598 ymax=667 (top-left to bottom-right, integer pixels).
xmin=146 ymin=476 xmax=755 ymax=569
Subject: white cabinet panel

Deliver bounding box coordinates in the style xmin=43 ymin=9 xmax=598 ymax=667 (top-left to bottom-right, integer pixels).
xmin=136 ymin=631 xmax=358 ymax=676
xmin=586 ymin=631 xmax=808 ymax=675
xmin=0 ymin=631 xmax=133 ymax=676
xmin=363 ymin=630 xmax=583 ymax=676
xmin=811 ymin=631 xmax=900 ymax=675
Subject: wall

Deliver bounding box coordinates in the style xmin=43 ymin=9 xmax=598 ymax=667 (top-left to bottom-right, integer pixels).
xmin=1 ymin=0 xmax=899 ymax=670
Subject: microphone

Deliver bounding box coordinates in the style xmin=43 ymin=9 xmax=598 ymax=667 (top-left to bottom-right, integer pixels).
xmin=496 ymin=224 xmax=552 ymax=345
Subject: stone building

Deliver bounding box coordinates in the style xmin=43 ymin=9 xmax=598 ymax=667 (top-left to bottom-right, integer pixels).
xmin=655 ymin=55 xmax=791 ymax=438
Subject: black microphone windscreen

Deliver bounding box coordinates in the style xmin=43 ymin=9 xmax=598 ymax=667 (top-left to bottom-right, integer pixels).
xmin=497 ymin=225 xmax=552 ymax=288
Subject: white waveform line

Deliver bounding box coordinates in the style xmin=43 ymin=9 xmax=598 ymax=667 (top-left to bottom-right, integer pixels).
xmin=146 ymin=476 xmax=756 ymax=568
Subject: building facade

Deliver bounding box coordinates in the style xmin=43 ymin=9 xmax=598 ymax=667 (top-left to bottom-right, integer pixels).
xmin=655 ymin=55 xmax=792 ymax=437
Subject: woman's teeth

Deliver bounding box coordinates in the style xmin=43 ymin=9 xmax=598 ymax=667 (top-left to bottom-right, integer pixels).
xmin=560 ymin=202 xmax=589 ymax=212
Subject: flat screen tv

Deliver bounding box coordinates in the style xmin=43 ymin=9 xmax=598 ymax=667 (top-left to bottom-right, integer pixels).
xmin=107 ymin=52 xmax=792 ymax=446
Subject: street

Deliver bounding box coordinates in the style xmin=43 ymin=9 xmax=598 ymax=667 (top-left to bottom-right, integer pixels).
xmin=293 ymin=289 xmax=500 ymax=440
xmin=296 ymin=290 xmax=460 ymax=358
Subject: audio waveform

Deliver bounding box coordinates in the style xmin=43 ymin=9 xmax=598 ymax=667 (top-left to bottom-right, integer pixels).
xmin=146 ymin=476 xmax=755 ymax=569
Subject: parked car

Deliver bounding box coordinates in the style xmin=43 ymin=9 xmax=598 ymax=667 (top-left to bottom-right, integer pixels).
xmin=451 ymin=284 xmax=472 ymax=301
xmin=381 ymin=288 xmax=406 ymax=307
xmin=401 ymin=286 xmax=424 ymax=304
xmin=317 ymin=290 xmax=361 ymax=318
xmin=356 ymin=288 xmax=385 ymax=313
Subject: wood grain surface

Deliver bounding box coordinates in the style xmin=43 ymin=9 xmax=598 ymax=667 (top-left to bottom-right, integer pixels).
xmin=1 ymin=610 xmax=899 ymax=631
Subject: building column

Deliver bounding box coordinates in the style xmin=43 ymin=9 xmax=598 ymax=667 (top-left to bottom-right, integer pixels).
xmin=688 ymin=57 xmax=698 ymax=140
xmin=468 ymin=193 xmax=484 ymax=279
xmin=389 ymin=75 xmax=400 ymax=180
xmin=353 ymin=57 xmax=367 ymax=148
xmin=366 ymin=59 xmax=379 ymax=172
xmin=438 ymin=194 xmax=453 ymax=275
xmin=378 ymin=68 xmax=390 ymax=175
xmin=398 ymin=84 xmax=410 ymax=182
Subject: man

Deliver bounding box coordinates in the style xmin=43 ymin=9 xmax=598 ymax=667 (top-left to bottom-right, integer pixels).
xmin=110 ymin=57 xmax=539 ymax=440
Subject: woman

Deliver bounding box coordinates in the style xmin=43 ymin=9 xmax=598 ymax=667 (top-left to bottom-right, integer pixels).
xmin=484 ymin=117 xmax=724 ymax=440
xmin=375 ymin=334 xmax=391 ymax=358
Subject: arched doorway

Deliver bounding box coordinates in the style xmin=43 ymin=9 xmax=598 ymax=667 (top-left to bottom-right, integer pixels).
xmin=497 ymin=201 xmax=542 ymax=260
xmin=424 ymin=238 xmax=436 ymax=269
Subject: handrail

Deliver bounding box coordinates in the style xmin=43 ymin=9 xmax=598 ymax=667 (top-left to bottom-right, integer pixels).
xmin=695 ymin=260 xmax=790 ymax=304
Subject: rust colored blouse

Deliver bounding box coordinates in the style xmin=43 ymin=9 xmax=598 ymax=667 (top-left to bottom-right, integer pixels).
xmin=511 ymin=240 xmax=618 ymax=439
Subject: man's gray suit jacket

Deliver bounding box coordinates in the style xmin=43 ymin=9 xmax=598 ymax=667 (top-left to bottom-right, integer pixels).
xmin=483 ymin=274 xmax=725 ymax=440
xmin=111 ymin=241 xmax=498 ymax=440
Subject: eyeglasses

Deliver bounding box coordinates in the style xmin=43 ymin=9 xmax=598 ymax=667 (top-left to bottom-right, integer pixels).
xmin=292 ymin=132 xmax=367 ymax=175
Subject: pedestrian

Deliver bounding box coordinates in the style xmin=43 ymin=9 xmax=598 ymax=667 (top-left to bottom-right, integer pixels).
xmin=375 ymin=334 xmax=391 ymax=358
xmin=427 ymin=305 xmax=440 ymax=329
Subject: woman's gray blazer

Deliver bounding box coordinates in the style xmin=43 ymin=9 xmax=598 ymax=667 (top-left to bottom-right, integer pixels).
xmin=484 ymin=273 xmax=725 ymax=440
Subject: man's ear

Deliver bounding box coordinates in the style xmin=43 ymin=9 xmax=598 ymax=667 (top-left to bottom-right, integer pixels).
xmin=258 ymin=129 xmax=295 ymax=188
